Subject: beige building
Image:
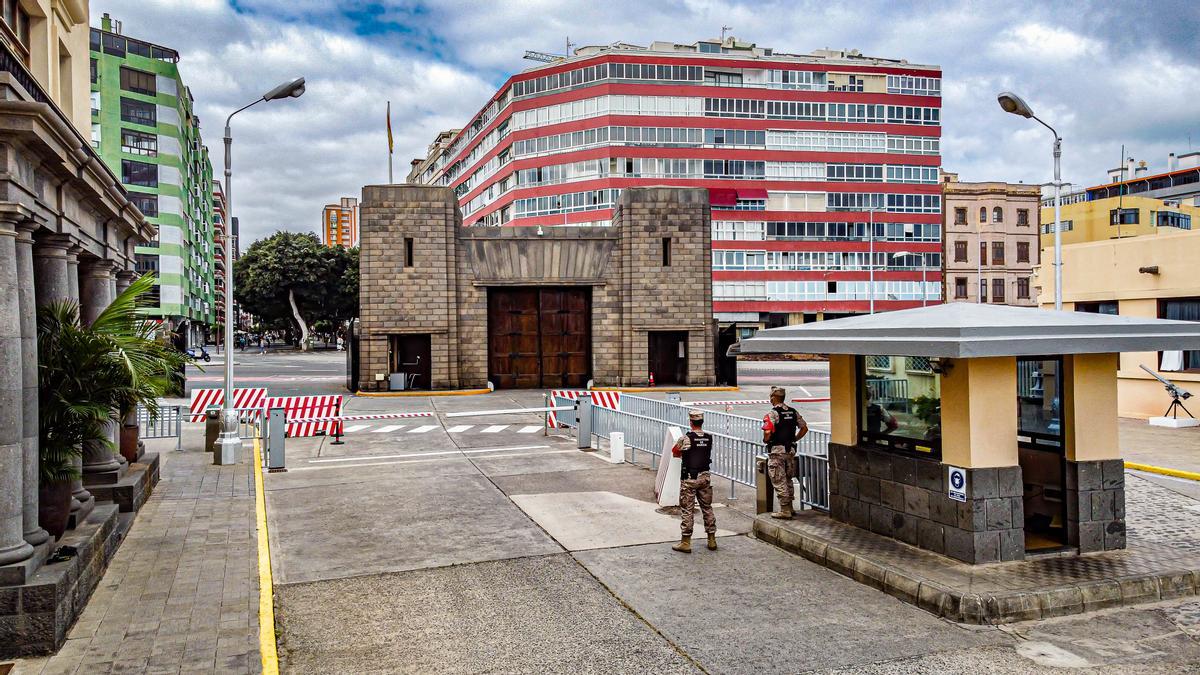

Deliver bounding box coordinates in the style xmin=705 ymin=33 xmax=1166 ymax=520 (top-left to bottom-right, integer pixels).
xmin=1039 ymin=229 xmax=1200 ymax=419
xmin=941 ymin=172 xmax=1041 ymax=306
xmin=1038 ymin=194 xmax=1200 ymax=247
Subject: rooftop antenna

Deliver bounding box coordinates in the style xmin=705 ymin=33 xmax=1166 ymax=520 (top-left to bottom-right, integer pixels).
xmin=523 ymin=37 xmax=575 ymax=64
xmin=566 ymin=36 xmax=576 ymax=57
xmin=721 ymin=25 xmax=732 ymax=42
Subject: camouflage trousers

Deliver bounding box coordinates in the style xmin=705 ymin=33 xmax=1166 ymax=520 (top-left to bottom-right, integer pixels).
xmin=767 ymin=446 xmax=796 ymax=507
xmin=680 ymin=471 xmax=716 ymax=537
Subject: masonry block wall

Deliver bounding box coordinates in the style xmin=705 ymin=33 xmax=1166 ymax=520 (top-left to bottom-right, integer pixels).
xmin=358 ymin=185 xmax=460 ymax=391
xmin=1066 ymin=459 xmax=1126 ymax=552
xmin=614 ymin=187 xmax=715 ymax=387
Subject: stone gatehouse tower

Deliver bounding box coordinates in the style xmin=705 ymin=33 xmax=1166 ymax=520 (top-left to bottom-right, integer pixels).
xmin=357 ymin=185 xmax=715 ymax=391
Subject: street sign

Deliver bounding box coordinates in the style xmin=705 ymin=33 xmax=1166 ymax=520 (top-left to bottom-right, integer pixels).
xmin=947 ymin=466 xmax=967 ymax=503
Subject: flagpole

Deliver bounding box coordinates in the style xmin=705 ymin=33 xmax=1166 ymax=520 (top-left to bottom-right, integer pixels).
xmin=387 ymin=100 xmax=394 ymax=184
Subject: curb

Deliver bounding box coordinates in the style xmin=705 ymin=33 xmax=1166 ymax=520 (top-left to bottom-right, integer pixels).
xmin=252 ymin=438 xmax=280 ymax=674
xmin=589 ymin=386 xmax=740 ymax=393
xmin=1125 ymin=461 xmax=1200 ymax=482
xmin=355 ymin=389 xmax=491 ymax=398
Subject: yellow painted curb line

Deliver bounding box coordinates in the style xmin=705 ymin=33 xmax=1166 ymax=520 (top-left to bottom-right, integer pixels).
xmin=590 ymin=386 xmax=740 ymax=393
xmin=252 ymin=438 xmax=280 ymax=675
xmin=1125 ymin=461 xmax=1200 ymax=482
xmin=355 ymin=388 xmax=491 ymax=398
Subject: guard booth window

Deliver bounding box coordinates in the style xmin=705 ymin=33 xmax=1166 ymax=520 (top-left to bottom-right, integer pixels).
xmin=857 ymin=355 xmax=942 ymax=459
xmin=1017 ymin=356 xmax=1066 ymax=550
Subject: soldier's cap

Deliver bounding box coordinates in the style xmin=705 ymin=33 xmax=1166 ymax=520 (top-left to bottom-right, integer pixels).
xmin=688 ymin=410 xmax=704 ymax=421
xmin=770 ymin=386 xmax=787 ymax=398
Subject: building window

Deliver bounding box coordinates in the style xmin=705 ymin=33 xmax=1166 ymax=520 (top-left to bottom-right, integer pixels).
xmin=991 ymin=241 xmax=1005 ymax=265
xmin=859 ymin=356 xmax=942 ymax=459
xmin=1157 ymin=211 xmax=1192 ymax=230
xmin=1041 ymin=220 xmax=1073 ymax=234
xmin=121 ymin=129 xmax=157 ymax=156
xmin=2 ymin=0 xmax=31 ymax=59
xmin=866 ymin=355 xmax=892 ymax=371
xmin=130 ymin=192 xmax=158 ymax=217
xmin=954 ymin=277 xmax=967 ymax=299
xmin=992 ymin=207 xmax=1003 ymax=223
xmin=979 ymin=207 xmax=987 ymax=223
xmin=119 ymin=67 xmax=156 ymax=96
xmin=1110 ymin=208 xmax=1139 ymax=225
xmin=1017 ymin=278 xmax=1030 ymax=299
xmin=953 ymin=240 xmax=967 ymax=262
xmin=953 ymin=207 xmax=966 ymax=225
xmin=1017 ymin=209 xmax=1030 ymax=226
xmin=90 ymin=58 xmax=98 ymax=84
xmin=979 ymin=241 xmax=987 ymax=266
xmin=135 ymin=253 xmax=159 ymax=275
xmin=1016 ymin=241 xmax=1029 ymax=263
xmin=121 ymin=159 xmax=157 ymax=187
xmin=662 ymin=237 xmax=672 ymax=267
xmin=1076 ymin=301 xmax=1119 ymax=315
xmin=992 ymin=278 xmax=1005 ymax=303
xmin=1159 ymin=299 xmax=1200 ymax=372
xmin=102 ymin=32 xmax=127 ymax=57
xmin=979 ymin=279 xmax=988 ymax=302
xmin=120 ymin=97 xmax=156 ymax=126
xmin=404 ymin=237 xmax=414 ymax=268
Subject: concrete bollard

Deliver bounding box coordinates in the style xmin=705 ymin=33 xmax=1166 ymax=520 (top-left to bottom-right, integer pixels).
xmin=609 ymin=431 xmax=624 ymax=464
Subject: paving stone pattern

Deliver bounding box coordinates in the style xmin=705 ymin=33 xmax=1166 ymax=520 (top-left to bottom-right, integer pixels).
xmin=1125 ymin=473 xmax=1200 ymax=554
xmin=13 ymin=447 xmax=260 ymax=674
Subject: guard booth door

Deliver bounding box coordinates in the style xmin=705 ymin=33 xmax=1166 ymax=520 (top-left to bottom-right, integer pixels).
xmin=649 ymin=331 xmax=688 ymax=385
xmin=389 ymin=334 xmax=432 ymax=390
xmin=1017 ymin=356 xmax=1068 ymax=551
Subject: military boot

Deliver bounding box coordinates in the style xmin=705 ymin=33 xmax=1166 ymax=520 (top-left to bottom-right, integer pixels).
xmin=707 ymin=533 xmax=718 ymax=550
xmin=770 ymin=504 xmax=795 ymax=519
xmin=671 ymin=536 xmax=692 ymax=553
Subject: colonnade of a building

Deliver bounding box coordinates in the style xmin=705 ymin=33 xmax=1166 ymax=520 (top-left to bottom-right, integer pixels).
xmin=0 ymin=217 xmax=137 ymax=570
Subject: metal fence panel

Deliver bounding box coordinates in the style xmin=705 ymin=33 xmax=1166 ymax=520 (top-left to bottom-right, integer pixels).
xmin=136 ymin=405 xmax=182 ymax=450
xmin=553 ymin=395 xmax=578 ymax=428
xmin=619 ymin=394 xmax=764 ymax=443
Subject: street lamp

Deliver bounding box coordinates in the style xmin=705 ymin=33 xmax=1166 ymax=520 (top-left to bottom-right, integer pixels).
xmin=998 ymin=91 xmax=1063 ymax=310
xmin=215 ymin=76 xmax=306 ymax=466
xmin=867 ymin=206 xmax=879 ymax=314
xmin=890 ymin=251 xmax=928 ymax=307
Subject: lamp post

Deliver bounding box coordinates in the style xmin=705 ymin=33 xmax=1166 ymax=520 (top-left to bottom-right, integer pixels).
xmin=215 ymin=76 xmax=306 ymax=466
xmin=998 ymin=91 xmax=1062 ymax=310
xmin=867 ymin=206 xmax=878 ymax=314
xmin=890 ymin=251 xmax=927 ymax=307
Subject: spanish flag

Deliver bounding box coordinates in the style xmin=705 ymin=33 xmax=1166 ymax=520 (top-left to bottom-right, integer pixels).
xmin=386 ymin=101 xmax=394 ymax=154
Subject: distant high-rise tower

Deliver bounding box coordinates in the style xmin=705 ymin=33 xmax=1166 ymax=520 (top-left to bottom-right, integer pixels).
xmin=322 ymin=197 xmax=358 ymax=248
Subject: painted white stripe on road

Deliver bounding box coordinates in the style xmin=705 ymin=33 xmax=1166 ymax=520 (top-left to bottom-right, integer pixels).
xmin=292 ymin=449 xmax=574 ymax=471
xmin=518 ymin=425 xmax=542 ymax=434
xmin=446 ymin=425 xmax=474 ymax=433
xmin=372 ymin=425 xmax=405 ymax=433
xmin=408 ymin=425 xmax=439 ymax=434
xmin=343 ymin=424 xmax=371 ymax=433
xmin=482 ymin=425 xmax=509 ymax=433
xmin=308 ymin=445 xmax=550 ymax=463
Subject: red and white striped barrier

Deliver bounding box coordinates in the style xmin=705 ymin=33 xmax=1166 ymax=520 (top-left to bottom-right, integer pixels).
xmin=266 ymin=395 xmax=343 ymax=437
xmin=286 ymin=411 xmax=434 ymax=423
xmin=188 ymin=387 xmax=267 ymax=422
xmin=688 ymin=397 xmax=830 ymax=406
xmin=547 ymin=390 xmax=621 ymax=427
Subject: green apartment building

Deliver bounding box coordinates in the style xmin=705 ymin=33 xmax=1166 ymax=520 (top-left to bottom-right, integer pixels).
xmin=89 ymin=14 xmax=215 ymax=347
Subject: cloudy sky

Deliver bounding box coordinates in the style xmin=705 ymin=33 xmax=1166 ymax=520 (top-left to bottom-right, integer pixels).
xmin=94 ymin=0 xmax=1200 ymax=245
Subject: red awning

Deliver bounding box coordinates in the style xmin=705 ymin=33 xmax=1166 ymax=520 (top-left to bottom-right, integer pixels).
xmin=708 ymin=188 xmax=738 ymax=207
xmin=736 ymin=188 xmax=769 ymax=200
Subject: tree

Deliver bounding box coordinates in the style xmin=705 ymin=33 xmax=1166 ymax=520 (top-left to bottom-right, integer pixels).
xmin=233 ymin=232 xmax=358 ymax=350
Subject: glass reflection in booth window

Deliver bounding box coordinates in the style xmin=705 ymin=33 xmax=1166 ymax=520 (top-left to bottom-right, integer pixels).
xmin=859 ymin=356 xmax=942 ymax=458
xmin=1017 ymin=357 xmax=1063 ymax=450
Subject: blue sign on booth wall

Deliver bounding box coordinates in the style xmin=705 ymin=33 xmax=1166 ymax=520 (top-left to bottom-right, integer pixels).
xmin=947 ymin=466 xmax=967 ymax=503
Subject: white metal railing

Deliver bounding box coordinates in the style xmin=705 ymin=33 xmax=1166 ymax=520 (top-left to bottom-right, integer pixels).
xmin=136 ymin=404 xmax=182 ymax=450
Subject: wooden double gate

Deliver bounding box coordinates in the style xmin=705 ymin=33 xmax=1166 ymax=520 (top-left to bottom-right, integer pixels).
xmin=487 ymin=287 xmax=591 ymax=389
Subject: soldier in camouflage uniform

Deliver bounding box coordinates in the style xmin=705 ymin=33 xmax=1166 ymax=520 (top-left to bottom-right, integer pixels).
xmin=671 ymin=410 xmax=717 ymax=553
xmin=761 ymin=386 xmax=808 ymax=519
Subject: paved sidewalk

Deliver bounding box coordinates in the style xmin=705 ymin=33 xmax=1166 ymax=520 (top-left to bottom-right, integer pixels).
xmin=12 ymin=440 xmax=260 ymax=675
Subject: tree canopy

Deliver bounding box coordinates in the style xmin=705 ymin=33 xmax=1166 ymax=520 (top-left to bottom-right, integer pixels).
xmin=233 ymin=231 xmax=358 ymax=347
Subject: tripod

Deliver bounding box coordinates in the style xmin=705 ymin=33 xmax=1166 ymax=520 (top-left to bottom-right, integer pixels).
xmin=1164 ymin=396 xmax=1195 ymax=419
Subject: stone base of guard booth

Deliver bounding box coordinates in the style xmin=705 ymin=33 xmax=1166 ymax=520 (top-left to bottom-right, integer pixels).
xmin=1066 ymin=458 xmax=1126 ymax=553
xmin=829 ymin=442 xmax=1026 ymax=564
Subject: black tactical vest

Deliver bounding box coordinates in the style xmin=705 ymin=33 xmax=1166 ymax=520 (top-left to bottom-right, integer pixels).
xmin=682 ymin=431 xmax=713 ymax=479
xmin=770 ymin=404 xmax=799 ymax=447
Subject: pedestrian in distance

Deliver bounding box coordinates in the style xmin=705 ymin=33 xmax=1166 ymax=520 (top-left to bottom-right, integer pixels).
xmin=671 ymin=409 xmax=718 ymax=553
xmin=762 ymin=386 xmax=808 ymax=519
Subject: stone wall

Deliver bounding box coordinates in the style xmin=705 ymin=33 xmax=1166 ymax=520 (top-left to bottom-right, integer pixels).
xmin=1066 ymin=459 xmax=1125 ymax=553
xmin=830 ymin=442 xmax=1026 ymax=564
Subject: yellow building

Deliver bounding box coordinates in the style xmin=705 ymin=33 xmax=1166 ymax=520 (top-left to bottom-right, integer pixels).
xmin=1039 ymin=229 xmax=1200 ymax=418
xmin=1039 ymin=195 xmax=1199 ymax=247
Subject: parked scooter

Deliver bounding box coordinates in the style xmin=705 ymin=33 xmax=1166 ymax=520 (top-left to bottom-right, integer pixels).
xmin=186 ymin=346 xmax=211 ymax=362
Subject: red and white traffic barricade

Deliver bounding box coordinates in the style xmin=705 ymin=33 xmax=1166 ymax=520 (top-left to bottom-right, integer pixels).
xmin=188 ymin=387 xmax=267 ymax=422
xmin=547 ymin=390 xmax=621 ymax=427
xmin=265 ymin=395 xmax=344 ymax=437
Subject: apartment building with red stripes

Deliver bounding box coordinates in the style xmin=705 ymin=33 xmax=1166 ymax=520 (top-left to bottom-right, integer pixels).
xmin=407 ymin=37 xmax=943 ymax=328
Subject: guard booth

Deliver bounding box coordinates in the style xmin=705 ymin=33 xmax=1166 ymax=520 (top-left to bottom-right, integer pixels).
xmin=736 ymin=303 xmax=1200 ymax=564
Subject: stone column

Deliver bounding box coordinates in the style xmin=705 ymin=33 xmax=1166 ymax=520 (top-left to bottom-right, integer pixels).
xmin=16 ymin=222 xmax=48 ymax=546
xmin=33 ymin=235 xmax=92 ymax=520
xmin=79 ymin=259 xmax=122 ymax=478
xmin=0 ymin=218 xmax=34 ymax=565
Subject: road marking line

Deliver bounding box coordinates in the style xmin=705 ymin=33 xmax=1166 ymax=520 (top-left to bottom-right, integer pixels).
xmin=343 ymin=424 xmax=371 ymax=433
xmin=372 ymin=425 xmax=405 ymax=433
xmin=482 ymin=425 xmax=509 ymax=433
xmin=291 ymin=449 xmax=575 ymax=471
xmin=251 ymin=439 xmax=280 ymax=674
xmin=307 ymin=445 xmax=550 ymax=463
xmin=408 ymin=424 xmax=439 ymax=434
xmin=798 ymin=385 xmax=812 ymax=397
xmin=446 ymin=425 xmax=474 ymax=433
xmin=517 ymin=425 xmax=542 ymax=434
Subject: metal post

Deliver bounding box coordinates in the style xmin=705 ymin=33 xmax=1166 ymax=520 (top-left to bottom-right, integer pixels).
xmin=1052 ymin=135 xmax=1063 ymax=310
xmin=868 ymin=208 xmax=875 ymax=314
xmin=216 ymin=119 xmax=241 ymax=465
xmin=922 ymin=263 xmax=928 ymax=307
xmin=543 ymin=393 xmax=549 ymax=437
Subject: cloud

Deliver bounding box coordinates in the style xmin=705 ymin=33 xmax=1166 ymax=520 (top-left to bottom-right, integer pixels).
xmin=92 ymin=0 xmax=1200 ymax=247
